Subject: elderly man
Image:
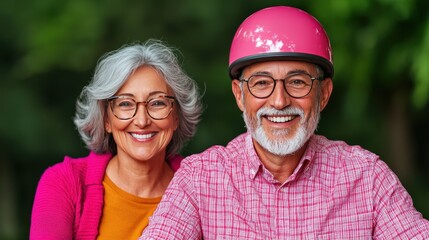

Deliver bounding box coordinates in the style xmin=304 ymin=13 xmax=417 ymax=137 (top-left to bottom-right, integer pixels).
xmin=140 ymin=6 xmax=429 ymax=239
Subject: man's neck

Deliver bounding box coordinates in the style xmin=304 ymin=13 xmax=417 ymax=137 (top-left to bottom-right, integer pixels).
xmin=253 ymin=140 xmax=308 ymax=183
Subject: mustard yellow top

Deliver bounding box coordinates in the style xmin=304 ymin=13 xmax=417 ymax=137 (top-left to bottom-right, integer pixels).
xmin=96 ymin=174 xmax=161 ymax=239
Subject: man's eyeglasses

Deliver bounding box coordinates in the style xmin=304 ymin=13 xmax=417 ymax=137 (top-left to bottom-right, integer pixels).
xmin=107 ymin=94 xmax=175 ymax=120
xmin=239 ymin=72 xmax=325 ymax=99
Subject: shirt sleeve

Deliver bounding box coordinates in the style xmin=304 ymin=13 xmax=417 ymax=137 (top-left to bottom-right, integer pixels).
xmin=30 ymin=163 xmax=77 ymax=240
xmin=372 ymin=159 xmax=429 ymax=239
xmin=140 ymin=158 xmax=202 ymax=240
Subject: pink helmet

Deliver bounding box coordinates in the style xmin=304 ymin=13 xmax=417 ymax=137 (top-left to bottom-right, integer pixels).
xmin=228 ymin=6 xmax=333 ymax=79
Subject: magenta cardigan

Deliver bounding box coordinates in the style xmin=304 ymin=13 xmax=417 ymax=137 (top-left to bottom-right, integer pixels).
xmin=30 ymin=151 xmax=182 ymax=240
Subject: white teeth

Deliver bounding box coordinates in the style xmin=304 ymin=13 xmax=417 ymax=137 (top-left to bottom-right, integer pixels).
xmin=267 ymin=116 xmax=293 ymax=123
xmin=131 ymin=133 xmax=155 ymax=139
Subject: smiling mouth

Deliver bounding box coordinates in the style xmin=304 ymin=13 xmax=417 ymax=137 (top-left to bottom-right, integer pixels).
xmin=131 ymin=132 xmax=155 ymax=140
xmin=266 ymin=115 xmax=297 ymax=123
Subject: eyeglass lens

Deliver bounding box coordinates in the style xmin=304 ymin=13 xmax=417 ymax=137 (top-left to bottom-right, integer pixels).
xmin=110 ymin=95 xmax=174 ymax=120
xmin=246 ymin=73 xmax=315 ymax=98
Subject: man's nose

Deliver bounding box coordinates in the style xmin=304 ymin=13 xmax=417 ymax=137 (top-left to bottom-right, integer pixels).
xmin=269 ymin=80 xmax=291 ymax=109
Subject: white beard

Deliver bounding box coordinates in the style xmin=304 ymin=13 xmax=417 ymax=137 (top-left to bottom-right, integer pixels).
xmin=243 ymin=105 xmax=320 ymax=156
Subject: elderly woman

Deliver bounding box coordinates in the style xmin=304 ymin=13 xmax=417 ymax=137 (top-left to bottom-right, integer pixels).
xmin=30 ymin=40 xmax=202 ymax=239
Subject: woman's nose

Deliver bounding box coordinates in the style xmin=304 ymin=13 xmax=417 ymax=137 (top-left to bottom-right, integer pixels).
xmin=133 ymin=104 xmax=151 ymax=127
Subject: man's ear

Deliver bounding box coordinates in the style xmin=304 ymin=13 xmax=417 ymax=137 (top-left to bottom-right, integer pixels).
xmin=319 ymin=78 xmax=333 ymax=111
xmin=232 ymin=80 xmax=245 ymax=112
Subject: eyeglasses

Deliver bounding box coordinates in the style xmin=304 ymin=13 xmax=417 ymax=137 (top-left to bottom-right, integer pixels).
xmin=240 ymin=72 xmax=325 ymax=99
xmin=107 ymin=95 xmax=175 ymax=120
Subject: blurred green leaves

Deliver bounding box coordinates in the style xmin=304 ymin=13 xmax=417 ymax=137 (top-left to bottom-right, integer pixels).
xmin=1 ymin=0 xmax=429 ymax=239
xmin=412 ymin=16 xmax=429 ymax=108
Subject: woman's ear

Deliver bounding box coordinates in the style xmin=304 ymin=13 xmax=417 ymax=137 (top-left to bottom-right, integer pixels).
xmin=232 ymin=80 xmax=245 ymax=112
xmin=105 ymin=118 xmax=112 ymax=133
xmin=173 ymin=111 xmax=179 ymax=131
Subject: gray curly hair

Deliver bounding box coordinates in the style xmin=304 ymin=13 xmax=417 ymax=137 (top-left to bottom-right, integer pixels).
xmin=73 ymin=39 xmax=203 ymax=158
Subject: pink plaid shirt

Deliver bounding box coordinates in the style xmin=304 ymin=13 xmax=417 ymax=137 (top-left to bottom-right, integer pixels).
xmin=140 ymin=133 xmax=429 ymax=239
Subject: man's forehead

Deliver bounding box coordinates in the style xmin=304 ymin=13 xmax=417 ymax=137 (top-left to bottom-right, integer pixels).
xmin=243 ymin=60 xmax=318 ymax=75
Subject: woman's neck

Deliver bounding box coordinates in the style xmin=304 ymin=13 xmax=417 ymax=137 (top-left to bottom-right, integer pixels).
xmin=106 ymin=155 xmax=174 ymax=198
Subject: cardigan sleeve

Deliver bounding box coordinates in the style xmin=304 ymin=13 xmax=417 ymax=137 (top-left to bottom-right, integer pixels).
xmin=30 ymin=161 xmax=79 ymax=240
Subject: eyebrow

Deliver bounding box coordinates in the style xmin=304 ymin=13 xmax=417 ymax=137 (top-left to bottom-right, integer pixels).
xmin=250 ymin=69 xmax=310 ymax=77
xmin=115 ymin=91 xmax=169 ymax=98
xmin=287 ymin=69 xmax=310 ymax=75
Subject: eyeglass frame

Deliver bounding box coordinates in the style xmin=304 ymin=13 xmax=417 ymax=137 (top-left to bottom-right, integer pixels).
xmin=107 ymin=94 xmax=175 ymax=120
xmin=239 ymin=72 xmax=325 ymax=99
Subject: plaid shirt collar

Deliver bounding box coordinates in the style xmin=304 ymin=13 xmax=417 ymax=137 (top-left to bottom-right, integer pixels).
xmin=245 ymin=132 xmax=315 ymax=184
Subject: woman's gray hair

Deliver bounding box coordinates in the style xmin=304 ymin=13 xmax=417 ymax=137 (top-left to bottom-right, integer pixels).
xmin=74 ymin=39 xmax=203 ymax=158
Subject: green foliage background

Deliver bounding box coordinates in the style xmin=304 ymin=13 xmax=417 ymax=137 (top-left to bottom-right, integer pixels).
xmin=1 ymin=0 xmax=429 ymax=239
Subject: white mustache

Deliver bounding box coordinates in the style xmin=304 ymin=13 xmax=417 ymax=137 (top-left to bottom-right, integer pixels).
xmin=256 ymin=107 xmax=304 ymax=121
